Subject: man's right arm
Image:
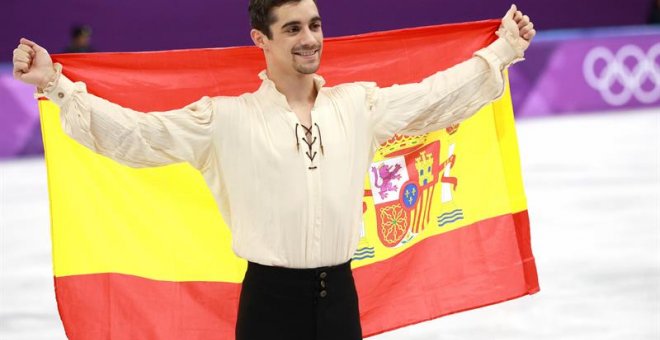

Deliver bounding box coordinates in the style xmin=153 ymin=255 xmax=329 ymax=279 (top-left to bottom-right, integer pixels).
xmin=13 ymin=38 xmax=216 ymax=169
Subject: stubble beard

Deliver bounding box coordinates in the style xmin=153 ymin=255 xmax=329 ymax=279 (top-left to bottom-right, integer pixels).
xmin=294 ymin=61 xmax=320 ymax=75
xmin=292 ymin=46 xmax=322 ymax=75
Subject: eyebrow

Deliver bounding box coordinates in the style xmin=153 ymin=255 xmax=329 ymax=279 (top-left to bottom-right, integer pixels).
xmin=280 ymin=16 xmax=322 ymax=30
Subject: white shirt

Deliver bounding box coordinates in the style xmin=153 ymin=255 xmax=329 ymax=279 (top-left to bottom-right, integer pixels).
xmin=44 ymin=37 xmax=521 ymax=269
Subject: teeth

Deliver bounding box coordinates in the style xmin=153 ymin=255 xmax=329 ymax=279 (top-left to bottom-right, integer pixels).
xmin=296 ymin=51 xmax=316 ymax=56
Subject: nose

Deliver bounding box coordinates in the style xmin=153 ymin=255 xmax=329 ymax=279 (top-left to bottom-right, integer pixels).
xmin=300 ymin=27 xmax=317 ymax=47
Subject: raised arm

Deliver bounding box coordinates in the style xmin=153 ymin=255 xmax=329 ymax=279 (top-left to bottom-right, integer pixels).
xmin=12 ymin=38 xmax=216 ymax=169
xmin=368 ymin=5 xmax=535 ymax=145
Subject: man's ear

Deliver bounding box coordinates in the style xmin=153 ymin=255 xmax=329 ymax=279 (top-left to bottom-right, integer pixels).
xmin=250 ymin=29 xmax=269 ymax=50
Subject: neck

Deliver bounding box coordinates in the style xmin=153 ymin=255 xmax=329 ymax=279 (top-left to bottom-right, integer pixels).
xmin=266 ymin=68 xmax=317 ymax=106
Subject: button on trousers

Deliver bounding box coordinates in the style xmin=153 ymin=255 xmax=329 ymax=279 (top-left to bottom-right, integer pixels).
xmin=235 ymin=260 xmax=363 ymax=340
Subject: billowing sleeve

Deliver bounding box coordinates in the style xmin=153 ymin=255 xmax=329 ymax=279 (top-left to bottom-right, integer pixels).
xmin=41 ymin=63 xmax=216 ymax=169
xmin=366 ymin=34 xmax=524 ymax=146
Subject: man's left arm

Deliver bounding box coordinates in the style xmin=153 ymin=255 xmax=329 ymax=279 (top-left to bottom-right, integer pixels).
xmin=368 ymin=5 xmax=535 ymax=146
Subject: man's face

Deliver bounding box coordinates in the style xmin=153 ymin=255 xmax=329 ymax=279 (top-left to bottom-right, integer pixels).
xmin=262 ymin=0 xmax=323 ymax=75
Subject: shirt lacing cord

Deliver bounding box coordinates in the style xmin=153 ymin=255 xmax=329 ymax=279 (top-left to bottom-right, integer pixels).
xmin=295 ymin=123 xmax=325 ymax=170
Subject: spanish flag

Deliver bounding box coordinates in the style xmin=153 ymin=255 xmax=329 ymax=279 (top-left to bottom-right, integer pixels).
xmin=40 ymin=20 xmax=539 ymax=339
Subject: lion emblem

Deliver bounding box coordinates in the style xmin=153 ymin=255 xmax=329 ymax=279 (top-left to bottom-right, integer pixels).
xmin=371 ymin=163 xmax=403 ymax=200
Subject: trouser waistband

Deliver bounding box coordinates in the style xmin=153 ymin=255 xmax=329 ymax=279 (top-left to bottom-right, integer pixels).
xmin=245 ymin=260 xmax=352 ymax=282
xmin=243 ymin=260 xmax=355 ymax=300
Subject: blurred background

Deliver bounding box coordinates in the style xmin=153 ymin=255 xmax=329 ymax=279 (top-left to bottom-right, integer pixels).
xmin=1 ymin=0 xmax=659 ymax=339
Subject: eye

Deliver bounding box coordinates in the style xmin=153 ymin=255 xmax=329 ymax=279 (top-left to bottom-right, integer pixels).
xmin=286 ymin=26 xmax=301 ymax=34
xmin=310 ymin=22 xmax=322 ymax=31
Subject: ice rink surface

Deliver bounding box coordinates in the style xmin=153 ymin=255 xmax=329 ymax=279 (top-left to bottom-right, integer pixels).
xmin=1 ymin=109 xmax=659 ymax=339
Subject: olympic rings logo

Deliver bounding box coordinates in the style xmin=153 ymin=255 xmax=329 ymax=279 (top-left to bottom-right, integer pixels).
xmin=583 ymin=43 xmax=660 ymax=106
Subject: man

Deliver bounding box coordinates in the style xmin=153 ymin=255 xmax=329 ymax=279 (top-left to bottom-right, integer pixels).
xmin=12 ymin=1 xmax=535 ymax=339
xmin=63 ymin=24 xmax=95 ymax=53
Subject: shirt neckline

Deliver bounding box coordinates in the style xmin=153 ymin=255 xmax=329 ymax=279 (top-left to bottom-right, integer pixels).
xmin=257 ymin=70 xmax=326 ymax=110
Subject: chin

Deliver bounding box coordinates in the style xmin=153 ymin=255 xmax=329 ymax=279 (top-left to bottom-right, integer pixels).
xmin=295 ymin=62 xmax=320 ymax=75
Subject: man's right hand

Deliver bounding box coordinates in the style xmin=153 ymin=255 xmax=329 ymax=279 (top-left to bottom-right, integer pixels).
xmin=13 ymin=38 xmax=56 ymax=89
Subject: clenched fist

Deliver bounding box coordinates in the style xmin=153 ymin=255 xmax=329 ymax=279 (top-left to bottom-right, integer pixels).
xmin=499 ymin=5 xmax=536 ymax=52
xmin=12 ymin=38 xmax=56 ymax=89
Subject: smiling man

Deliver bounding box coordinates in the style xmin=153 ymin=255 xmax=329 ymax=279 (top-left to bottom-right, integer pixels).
xmin=12 ymin=0 xmax=535 ymax=339
xmin=249 ymin=0 xmax=325 ymax=129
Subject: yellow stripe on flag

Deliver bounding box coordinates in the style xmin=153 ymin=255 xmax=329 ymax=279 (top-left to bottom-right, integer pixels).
xmin=41 ymin=100 xmax=246 ymax=282
xmin=42 ymin=77 xmax=526 ymax=278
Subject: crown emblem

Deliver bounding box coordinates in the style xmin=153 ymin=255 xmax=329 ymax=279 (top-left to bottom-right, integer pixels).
xmin=377 ymin=134 xmax=427 ymax=158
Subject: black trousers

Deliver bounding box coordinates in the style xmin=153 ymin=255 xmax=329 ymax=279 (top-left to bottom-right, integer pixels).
xmin=235 ymin=260 xmax=363 ymax=340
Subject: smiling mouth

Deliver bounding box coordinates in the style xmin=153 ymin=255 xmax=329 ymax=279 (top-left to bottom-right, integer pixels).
xmin=293 ymin=50 xmax=319 ymax=57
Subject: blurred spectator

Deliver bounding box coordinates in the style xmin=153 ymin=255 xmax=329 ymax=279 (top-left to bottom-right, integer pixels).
xmin=64 ymin=25 xmax=96 ymax=53
xmin=650 ymin=0 xmax=660 ymax=23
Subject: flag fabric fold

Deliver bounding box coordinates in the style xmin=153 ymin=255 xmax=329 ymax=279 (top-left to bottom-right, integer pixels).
xmin=39 ymin=19 xmax=539 ymax=339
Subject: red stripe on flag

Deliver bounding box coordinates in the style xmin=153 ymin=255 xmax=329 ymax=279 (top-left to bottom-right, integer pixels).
xmin=355 ymin=210 xmax=538 ymax=337
xmin=55 ymin=274 xmax=241 ymax=339
xmin=51 ymin=20 xmax=500 ymax=112
xmin=55 ymin=211 xmax=536 ymax=339
xmin=513 ymin=210 xmax=539 ymax=292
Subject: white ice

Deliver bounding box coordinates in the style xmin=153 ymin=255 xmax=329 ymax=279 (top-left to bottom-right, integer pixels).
xmin=1 ymin=109 xmax=659 ymax=339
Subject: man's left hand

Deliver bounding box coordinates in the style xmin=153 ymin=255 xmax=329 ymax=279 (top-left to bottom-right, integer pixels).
xmin=500 ymin=4 xmax=536 ymax=52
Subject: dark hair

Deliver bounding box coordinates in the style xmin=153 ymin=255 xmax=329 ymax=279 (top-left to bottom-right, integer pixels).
xmin=71 ymin=25 xmax=92 ymax=39
xmin=248 ymin=0 xmax=315 ymax=38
